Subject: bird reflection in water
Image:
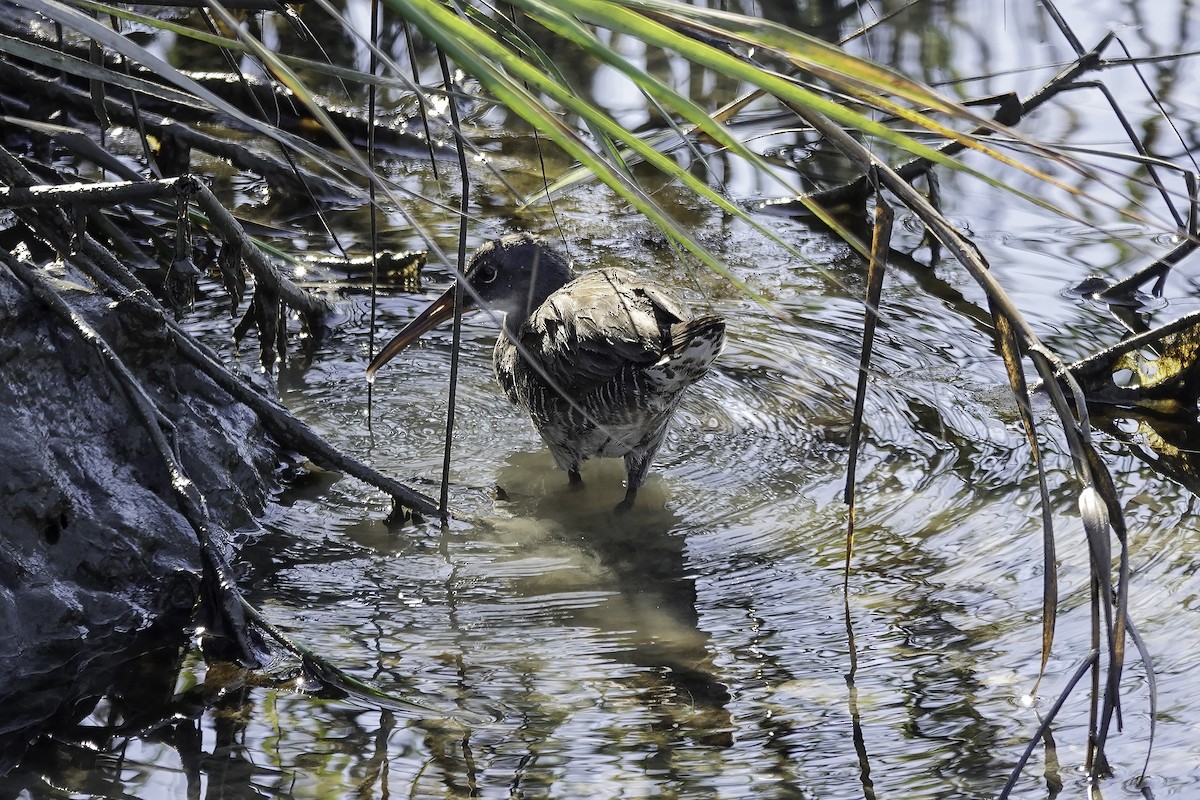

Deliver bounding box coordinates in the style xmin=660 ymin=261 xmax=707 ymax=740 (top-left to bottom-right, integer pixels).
xmin=494 ymin=450 xmax=733 ymax=747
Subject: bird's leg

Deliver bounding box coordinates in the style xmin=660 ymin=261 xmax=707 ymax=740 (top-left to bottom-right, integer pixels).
xmin=568 ymin=468 xmax=583 ymax=489
xmin=614 ymin=483 xmax=637 ymax=514
xmin=616 ymin=448 xmax=656 ymax=513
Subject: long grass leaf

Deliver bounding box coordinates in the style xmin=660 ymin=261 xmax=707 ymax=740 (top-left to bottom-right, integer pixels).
xmin=572 ymin=0 xmax=1146 ymax=228
xmin=843 ymin=191 xmax=891 ymax=590
xmin=991 ymin=307 xmax=1058 ymax=691
xmin=386 ymin=0 xmax=759 ymax=290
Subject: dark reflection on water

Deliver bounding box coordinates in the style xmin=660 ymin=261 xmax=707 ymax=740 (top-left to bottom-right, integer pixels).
xmin=0 ymin=631 xmax=188 ymax=797
xmin=494 ymin=452 xmax=734 ymax=741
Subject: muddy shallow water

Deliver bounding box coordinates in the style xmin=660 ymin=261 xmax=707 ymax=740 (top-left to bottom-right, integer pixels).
xmin=5 ymin=0 xmax=1200 ymax=798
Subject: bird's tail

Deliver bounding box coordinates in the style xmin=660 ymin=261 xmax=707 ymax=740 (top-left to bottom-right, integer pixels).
xmin=645 ymin=315 xmax=726 ymax=388
xmin=669 ymin=315 xmax=726 ymax=356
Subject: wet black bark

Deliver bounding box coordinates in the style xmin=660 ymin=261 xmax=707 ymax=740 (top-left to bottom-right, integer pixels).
xmin=0 ymin=258 xmax=279 ymax=773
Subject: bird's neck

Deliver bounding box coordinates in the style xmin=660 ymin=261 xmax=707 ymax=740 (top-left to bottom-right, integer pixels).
xmin=503 ymin=256 xmax=574 ymax=333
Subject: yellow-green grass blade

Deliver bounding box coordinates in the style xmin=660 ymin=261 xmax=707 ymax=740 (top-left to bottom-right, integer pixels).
xmin=386 ymin=0 xmax=764 ymax=292
xmin=551 ymin=0 xmax=1114 ymax=223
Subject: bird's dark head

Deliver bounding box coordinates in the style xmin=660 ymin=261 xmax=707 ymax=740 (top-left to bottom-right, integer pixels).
xmin=367 ymin=233 xmax=573 ymax=379
xmin=462 ymin=233 xmax=574 ymax=326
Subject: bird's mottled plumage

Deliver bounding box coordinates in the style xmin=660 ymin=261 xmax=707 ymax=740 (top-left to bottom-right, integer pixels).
xmin=367 ymin=233 xmax=725 ymax=511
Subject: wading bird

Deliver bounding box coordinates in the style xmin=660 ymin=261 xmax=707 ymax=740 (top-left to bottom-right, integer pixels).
xmin=367 ymin=233 xmax=725 ymax=512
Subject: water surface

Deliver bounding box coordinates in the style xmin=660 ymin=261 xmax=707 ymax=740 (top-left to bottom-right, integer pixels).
xmin=7 ymin=1 xmax=1200 ymax=798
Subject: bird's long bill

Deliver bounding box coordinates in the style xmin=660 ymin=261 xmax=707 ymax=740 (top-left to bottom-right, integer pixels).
xmin=366 ymin=284 xmax=469 ymax=379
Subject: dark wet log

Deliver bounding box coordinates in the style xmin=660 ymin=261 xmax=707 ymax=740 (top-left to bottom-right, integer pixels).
xmin=0 ymin=134 xmax=441 ymax=774
xmin=0 ymin=255 xmax=280 ymax=774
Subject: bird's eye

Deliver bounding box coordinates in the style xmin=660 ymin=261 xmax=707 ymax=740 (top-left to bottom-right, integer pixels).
xmin=475 ymin=264 xmax=498 ymax=283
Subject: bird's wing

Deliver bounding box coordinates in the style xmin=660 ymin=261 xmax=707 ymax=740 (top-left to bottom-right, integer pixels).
xmin=518 ymin=268 xmax=688 ymax=395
